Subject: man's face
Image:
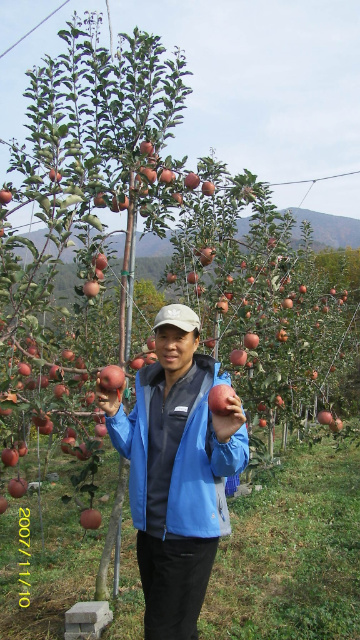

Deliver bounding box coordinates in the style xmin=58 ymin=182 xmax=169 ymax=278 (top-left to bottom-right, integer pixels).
xmin=155 ymin=324 xmax=199 ymax=379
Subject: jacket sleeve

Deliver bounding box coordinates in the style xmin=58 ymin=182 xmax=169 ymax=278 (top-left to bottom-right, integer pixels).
xmin=209 ymin=421 xmax=249 ymax=477
xmin=105 ymin=402 xmax=138 ymax=460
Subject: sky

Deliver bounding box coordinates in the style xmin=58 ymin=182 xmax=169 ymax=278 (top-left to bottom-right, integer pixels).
xmin=1 ymin=0 xmax=360 ymax=234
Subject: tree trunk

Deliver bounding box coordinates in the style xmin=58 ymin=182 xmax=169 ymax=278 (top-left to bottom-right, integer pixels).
xmin=313 ymin=394 xmax=317 ymax=419
xmin=119 ymin=173 xmax=135 ymax=366
xmin=268 ymin=410 xmax=275 ymax=460
xmin=213 ymin=311 xmax=220 ymax=361
xmin=41 ymin=431 xmax=53 ymax=481
xmin=245 ymin=411 xmax=252 ymax=483
xmin=281 ymin=421 xmax=288 ymax=452
xmin=94 ymin=455 xmax=130 ymax=601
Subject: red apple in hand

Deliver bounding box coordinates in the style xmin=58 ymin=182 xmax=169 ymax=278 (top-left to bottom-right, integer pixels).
xmin=98 ymin=365 xmax=125 ymax=391
xmin=208 ymin=385 xmax=236 ymax=416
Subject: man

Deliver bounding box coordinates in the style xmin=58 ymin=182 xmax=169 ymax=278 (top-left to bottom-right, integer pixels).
xmin=96 ymin=303 xmax=249 ymax=640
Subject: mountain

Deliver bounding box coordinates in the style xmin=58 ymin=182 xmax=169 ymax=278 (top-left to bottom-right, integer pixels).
xmin=14 ymin=208 xmax=360 ymax=263
xmin=280 ymin=208 xmax=360 ymax=249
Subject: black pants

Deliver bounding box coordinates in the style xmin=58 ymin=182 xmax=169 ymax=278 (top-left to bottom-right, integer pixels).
xmin=137 ymin=530 xmax=219 ymax=640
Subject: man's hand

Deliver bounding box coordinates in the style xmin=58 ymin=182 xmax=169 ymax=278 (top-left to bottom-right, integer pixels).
xmin=211 ymin=394 xmax=246 ymax=443
xmin=95 ymin=374 xmax=127 ymax=417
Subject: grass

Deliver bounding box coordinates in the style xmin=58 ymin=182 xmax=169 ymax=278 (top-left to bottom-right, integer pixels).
xmin=0 ymin=432 xmax=359 ymax=640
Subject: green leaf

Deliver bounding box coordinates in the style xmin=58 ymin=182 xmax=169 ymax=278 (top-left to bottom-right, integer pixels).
xmin=25 ymin=315 xmax=39 ymax=330
xmin=36 ymin=195 xmax=51 ymax=213
xmin=57 ymin=306 xmax=70 ymax=317
xmin=70 ymin=475 xmax=80 ymax=488
xmin=62 ymin=195 xmax=84 ymax=208
xmin=23 ymin=175 xmax=44 ymax=185
xmin=5 ymin=236 xmax=39 ymax=260
xmin=35 ymin=212 xmax=49 ymax=223
xmin=80 ymin=483 xmax=99 ymax=493
xmin=82 ymin=214 xmax=103 ymax=232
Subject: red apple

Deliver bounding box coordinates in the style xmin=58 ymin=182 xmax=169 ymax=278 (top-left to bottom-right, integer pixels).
xmin=202 ymin=181 xmax=215 ymax=196
xmin=159 ymin=169 xmax=175 ymax=184
xmin=32 ymin=410 xmax=50 ymax=427
xmin=49 ymin=365 xmax=63 ymax=380
xmin=172 ymin=193 xmax=183 ymax=205
xmin=184 ymin=172 xmax=200 ymax=189
xmin=27 ymin=346 xmax=39 ymax=357
xmin=0 ymin=189 xmax=13 ymax=204
xmin=129 ymin=357 xmax=145 ymax=370
xmin=93 ymin=408 xmax=106 ymax=424
xmin=299 ymin=284 xmax=307 ymax=294
xmin=17 ymin=362 xmax=32 ymax=376
xmin=64 ymin=427 xmax=77 ymax=439
xmin=0 ymin=496 xmax=8 ymax=513
xmin=1 ymin=447 xmax=19 ymax=467
xmin=243 ymin=333 xmax=259 ymax=350
xmin=208 ymin=385 xmax=236 ymax=416
xmin=329 ymin=418 xmax=343 ymax=433
xmin=84 ymin=391 xmax=96 ymax=405
xmin=8 ymin=478 xmax=28 ymax=498
xmin=36 ymin=374 xmax=49 ymax=389
xmin=80 ymin=508 xmax=102 ymax=530
xmin=146 ymin=336 xmax=156 ymax=350
xmin=166 ymin=273 xmax=177 ymax=283
xmin=230 ymin=349 xmax=248 ymax=366
xmin=62 ymin=349 xmax=75 ymax=361
xmin=98 ymin=365 xmax=125 ymax=391
xmin=38 ymin=420 xmax=54 ymax=435
xmin=139 ymin=166 xmax=157 ymax=184
xmin=282 ymin=298 xmax=293 ymax=309
xmin=94 ymin=193 xmax=106 ymax=208
xmin=143 ymin=352 xmax=157 ymax=365
xmin=53 ymin=384 xmax=69 ymax=399
xmin=111 ymin=194 xmax=129 ymax=212
xmin=204 ymin=338 xmax=216 ymax=349
xmin=92 ymin=253 xmax=108 ymax=270
xmin=49 ymin=168 xmax=62 ymax=183
xmin=216 ymin=298 xmax=229 ymax=313
xmin=76 ymin=443 xmax=92 ymax=461
xmin=199 ymin=247 xmax=215 ymax=266
xmin=83 ymin=280 xmax=100 ymax=298
xmin=94 ymin=423 xmax=108 ymax=437
xmin=61 ymin=437 xmax=76 ymax=454
xmin=187 ymin=271 xmax=198 ymax=284
xmin=140 ymin=140 xmax=154 ymax=156
xmin=14 ymin=441 xmax=28 ymax=457
xmin=317 ymin=410 xmax=333 ymax=425
xmin=95 ymin=268 xmax=104 ymax=281
xmin=259 ymin=418 xmax=267 ymax=428
xmin=275 ymin=395 xmax=285 ymax=407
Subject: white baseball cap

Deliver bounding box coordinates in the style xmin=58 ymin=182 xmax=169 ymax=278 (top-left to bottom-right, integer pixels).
xmin=153 ymin=304 xmax=201 ymax=333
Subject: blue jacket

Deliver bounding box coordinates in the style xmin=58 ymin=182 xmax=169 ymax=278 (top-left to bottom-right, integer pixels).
xmin=105 ymin=354 xmax=249 ymax=538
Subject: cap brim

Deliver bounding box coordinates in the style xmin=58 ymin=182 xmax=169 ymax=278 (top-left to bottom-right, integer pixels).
xmin=153 ymin=320 xmax=199 ymax=332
